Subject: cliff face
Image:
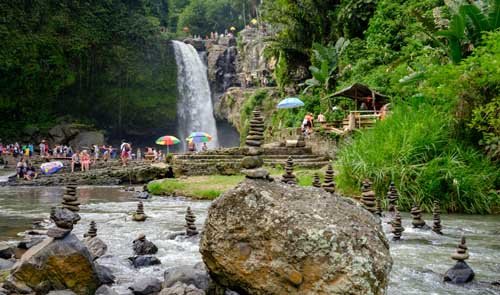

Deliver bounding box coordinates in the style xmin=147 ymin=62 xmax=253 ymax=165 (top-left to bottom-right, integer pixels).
xmin=208 ymin=27 xmax=275 ymax=131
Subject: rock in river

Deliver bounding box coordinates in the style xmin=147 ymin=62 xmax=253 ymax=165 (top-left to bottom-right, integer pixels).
xmin=200 ymin=178 xmax=392 ymax=295
xmin=5 ymin=233 xmax=100 ymax=294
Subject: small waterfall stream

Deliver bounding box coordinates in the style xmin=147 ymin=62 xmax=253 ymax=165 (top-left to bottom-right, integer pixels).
xmin=172 ymin=40 xmax=219 ymax=150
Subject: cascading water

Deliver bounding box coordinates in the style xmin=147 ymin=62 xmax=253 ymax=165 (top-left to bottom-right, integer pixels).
xmin=172 ymin=40 xmax=219 ymax=150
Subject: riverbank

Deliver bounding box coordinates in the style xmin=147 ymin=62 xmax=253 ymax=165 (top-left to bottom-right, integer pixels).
xmin=147 ymin=167 xmax=323 ymax=200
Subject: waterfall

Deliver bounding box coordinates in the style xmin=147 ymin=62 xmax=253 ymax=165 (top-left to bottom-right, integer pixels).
xmin=172 ymin=40 xmax=219 ymax=150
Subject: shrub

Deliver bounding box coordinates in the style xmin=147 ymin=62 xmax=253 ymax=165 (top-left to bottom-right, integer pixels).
xmin=335 ymin=98 xmax=499 ymax=213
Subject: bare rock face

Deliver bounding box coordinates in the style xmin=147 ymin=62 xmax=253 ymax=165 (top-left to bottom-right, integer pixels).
xmin=200 ymin=179 xmax=392 ymax=295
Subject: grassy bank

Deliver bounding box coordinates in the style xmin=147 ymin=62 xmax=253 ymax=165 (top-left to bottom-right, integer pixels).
xmin=147 ymin=168 xmax=324 ymax=200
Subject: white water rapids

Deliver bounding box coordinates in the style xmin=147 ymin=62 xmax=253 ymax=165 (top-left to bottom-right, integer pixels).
xmin=172 ymin=40 xmax=219 ymax=150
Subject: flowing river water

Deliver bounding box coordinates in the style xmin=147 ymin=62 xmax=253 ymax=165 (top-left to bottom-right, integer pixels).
xmin=0 ymin=186 xmax=498 ymax=294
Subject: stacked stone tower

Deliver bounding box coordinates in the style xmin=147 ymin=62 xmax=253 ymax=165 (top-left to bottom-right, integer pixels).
xmin=387 ymin=182 xmax=399 ymax=213
xmin=84 ymin=221 xmax=98 ymax=238
xmin=391 ymin=208 xmax=404 ymax=241
xmin=375 ymin=197 xmax=383 ymax=217
xmin=444 ymin=236 xmax=475 ymax=284
xmin=322 ymin=164 xmax=335 ymax=193
xmin=62 ymin=185 xmax=80 ymax=212
xmin=185 ymin=207 xmax=199 ymax=236
xmin=245 ymin=108 xmax=265 ymax=148
xmin=132 ymin=201 xmax=147 ymax=222
xmin=281 ymin=156 xmax=297 ymax=185
xmin=410 ymin=203 xmax=427 ymax=228
xmin=312 ymin=173 xmax=321 ymax=188
xmin=361 ymin=179 xmax=377 ymax=214
xmin=47 ymin=185 xmax=81 ymax=239
xmin=432 ymin=200 xmax=443 ymax=234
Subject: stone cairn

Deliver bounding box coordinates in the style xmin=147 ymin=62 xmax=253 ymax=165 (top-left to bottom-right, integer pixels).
xmin=432 ymin=200 xmax=443 ymax=235
xmin=245 ymin=108 xmax=265 ymax=148
xmin=312 ymin=173 xmax=321 ymax=188
xmin=387 ymin=182 xmax=399 ymax=213
xmin=62 ymin=185 xmax=80 ymax=212
xmin=132 ymin=201 xmax=147 ymax=222
xmin=375 ymin=196 xmax=383 ymax=217
xmin=321 ymin=164 xmax=335 ymax=193
xmin=444 ymin=236 xmax=475 ymax=284
xmin=391 ymin=208 xmax=404 ymax=241
xmin=84 ymin=221 xmax=97 ymax=238
xmin=281 ymin=156 xmax=297 ymax=185
xmin=47 ymin=185 xmax=81 ymax=239
xmin=361 ymin=179 xmax=377 ymax=214
xmin=185 ymin=207 xmax=199 ymax=236
xmin=410 ymin=203 xmax=427 ymax=228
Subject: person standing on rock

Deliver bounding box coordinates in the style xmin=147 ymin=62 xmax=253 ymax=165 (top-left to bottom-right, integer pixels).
xmin=120 ymin=140 xmax=131 ymax=167
xmin=137 ymin=148 xmax=142 ymax=161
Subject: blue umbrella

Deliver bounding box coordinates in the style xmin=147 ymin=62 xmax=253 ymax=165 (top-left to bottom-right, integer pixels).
xmin=277 ymin=97 xmax=304 ymax=109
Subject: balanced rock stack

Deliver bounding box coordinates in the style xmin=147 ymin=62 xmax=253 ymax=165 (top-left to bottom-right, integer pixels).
xmin=387 ymin=182 xmax=399 ymax=213
xmin=83 ymin=221 xmax=108 ymax=259
xmin=375 ymin=197 xmax=383 ymax=217
xmin=62 ymin=185 xmax=80 ymax=212
xmin=432 ymin=200 xmax=443 ymax=234
xmin=391 ymin=208 xmax=404 ymax=241
xmin=185 ymin=207 xmax=199 ymax=236
xmin=132 ymin=201 xmax=147 ymax=222
xmin=410 ymin=203 xmax=427 ymax=228
xmin=245 ymin=108 xmax=265 ymax=148
xmin=296 ymin=133 xmax=306 ymax=147
xmin=84 ymin=221 xmax=97 ymax=238
xmin=312 ymin=173 xmax=321 ymax=188
xmin=46 ymin=185 xmax=81 ymax=239
xmin=444 ymin=236 xmax=475 ymax=284
xmin=133 ymin=233 xmax=158 ymax=255
xmin=281 ymin=156 xmax=297 ymax=185
xmin=361 ymin=179 xmax=377 ymax=214
xmin=240 ymin=155 xmax=269 ymax=180
xmin=322 ymin=164 xmax=335 ymax=193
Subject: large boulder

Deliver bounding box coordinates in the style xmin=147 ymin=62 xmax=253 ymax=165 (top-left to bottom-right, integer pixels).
xmin=6 ymin=234 xmax=100 ymax=294
xmin=200 ymin=178 xmax=392 ymax=295
xmin=48 ymin=123 xmax=93 ymax=145
xmin=69 ymin=131 xmax=104 ymax=150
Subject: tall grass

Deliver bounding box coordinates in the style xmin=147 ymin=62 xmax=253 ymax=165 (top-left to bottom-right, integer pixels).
xmin=335 ymin=98 xmax=499 ymax=214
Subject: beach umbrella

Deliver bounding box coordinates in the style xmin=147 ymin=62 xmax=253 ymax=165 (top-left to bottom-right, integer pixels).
xmin=277 ymin=97 xmax=304 ymax=109
xmin=155 ymin=135 xmax=180 ymax=154
xmin=186 ymin=132 xmax=212 ymax=143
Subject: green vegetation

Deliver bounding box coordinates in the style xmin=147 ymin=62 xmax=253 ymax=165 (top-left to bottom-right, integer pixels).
xmin=260 ymin=0 xmax=500 ymax=213
xmin=148 ymin=175 xmax=245 ymax=199
xmin=0 ymin=0 xmax=178 ymax=140
xmin=0 ymin=0 xmax=258 ymax=141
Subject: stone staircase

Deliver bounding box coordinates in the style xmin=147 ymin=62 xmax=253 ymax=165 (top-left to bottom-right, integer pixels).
xmin=172 ymin=147 xmax=330 ymax=176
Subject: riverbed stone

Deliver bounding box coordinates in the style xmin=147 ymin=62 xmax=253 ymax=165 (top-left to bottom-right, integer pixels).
xmin=47 ymin=290 xmax=77 ymax=295
xmin=133 ymin=234 xmax=158 ymax=255
xmin=159 ymin=282 xmax=205 ymax=295
xmin=163 ymin=263 xmax=210 ymax=291
xmin=200 ymin=178 xmax=392 ymax=294
xmin=129 ymin=277 xmax=162 ymax=295
xmin=128 ymin=255 xmax=161 ymax=268
xmin=95 ymin=263 xmax=115 ymax=285
xmin=83 ymin=236 xmax=108 ymax=260
xmin=6 ymin=233 xmax=100 ymax=294
xmin=0 ymin=245 xmax=14 ymax=259
xmin=95 ymin=285 xmax=119 ymax=295
xmin=0 ymin=258 xmax=14 ymax=270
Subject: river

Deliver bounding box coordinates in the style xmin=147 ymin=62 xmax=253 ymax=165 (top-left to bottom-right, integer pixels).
xmin=0 ymin=186 xmax=498 ymax=294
